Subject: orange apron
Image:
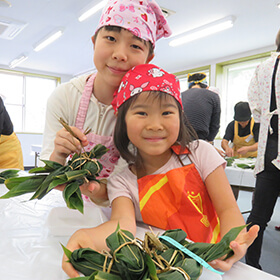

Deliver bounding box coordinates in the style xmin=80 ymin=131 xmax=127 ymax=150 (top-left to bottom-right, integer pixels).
xmin=138 ymin=146 xmax=220 ymax=243
xmin=233 ymin=118 xmax=257 ymax=158
xmin=0 ymin=132 xmax=24 ymax=170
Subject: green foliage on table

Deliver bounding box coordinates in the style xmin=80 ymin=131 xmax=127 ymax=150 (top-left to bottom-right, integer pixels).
xmin=235 ymin=163 xmax=255 ymax=169
xmin=226 ymin=157 xmax=255 ymax=169
xmin=0 ymin=169 xmax=20 ymax=184
xmin=63 ymin=224 xmax=247 ymax=280
xmin=0 ymin=144 xmax=108 ymax=213
xmin=225 ymin=157 xmax=237 ymax=166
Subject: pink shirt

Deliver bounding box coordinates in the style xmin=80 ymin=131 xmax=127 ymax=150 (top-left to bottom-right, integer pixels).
xmin=107 ymin=140 xmax=226 ymax=221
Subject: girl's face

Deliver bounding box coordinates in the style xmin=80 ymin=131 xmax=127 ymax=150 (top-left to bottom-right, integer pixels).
xmin=92 ymin=28 xmax=154 ymax=90
xmin=125 ymin=92 xmax=180 ymax=160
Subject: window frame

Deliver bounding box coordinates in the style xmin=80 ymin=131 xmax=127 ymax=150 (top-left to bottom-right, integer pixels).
xmin=0 ymin=68 xmax=60 ymax=133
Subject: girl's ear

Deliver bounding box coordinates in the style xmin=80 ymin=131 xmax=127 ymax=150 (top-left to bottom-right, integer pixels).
xmin=146 ymin=53 xmax=155 ymax=63
xmin=91 ymin=36 xmax=95 ymax=47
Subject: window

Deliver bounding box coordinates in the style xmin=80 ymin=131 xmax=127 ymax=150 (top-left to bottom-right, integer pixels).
xmin=0 ymin=70 xmax=59 ymax=133
xmin=219 ymin=57 xmax=268 ymax=136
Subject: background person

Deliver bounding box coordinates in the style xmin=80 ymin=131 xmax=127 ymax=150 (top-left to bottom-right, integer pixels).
xmin=0 ymin=96 xmax=13 ymax=136
xmin=0 ymin=96 xmax=24 ymax=170
xmin=181 ymin=72 xmax=221 ymax=144
xmin=246 ymin=28 xmax=280 ymax=270
xmin=222 ymin=101 xmax=259 ymax=158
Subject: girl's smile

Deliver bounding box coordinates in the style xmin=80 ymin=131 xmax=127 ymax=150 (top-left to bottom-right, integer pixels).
xmin=125 ymin=91 xmax=180 ymax=163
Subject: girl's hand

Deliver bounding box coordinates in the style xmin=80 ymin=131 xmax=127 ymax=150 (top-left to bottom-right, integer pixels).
xmin=62 ymin=228 xmax=96 ymax=278
xmin=209 ymin=225 xmax=259 ymax=271
xmin=55 ymin=181 xmax=109 ymax=205
xmin=50 ymin=126 xmax=88 ymax=165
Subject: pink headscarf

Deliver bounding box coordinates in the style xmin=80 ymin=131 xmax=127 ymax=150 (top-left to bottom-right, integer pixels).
xmin=96 ymin=0 xmax=172 ymax=47
xmin=112 ymin=64 xmax=182 ymax=112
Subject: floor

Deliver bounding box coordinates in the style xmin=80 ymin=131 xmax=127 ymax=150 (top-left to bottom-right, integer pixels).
xmin=236 ymin=188 xmax=280 ymax=278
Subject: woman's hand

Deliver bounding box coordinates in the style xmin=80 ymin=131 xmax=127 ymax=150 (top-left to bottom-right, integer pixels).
xmin=50 ymin=126 xmax=88 ymax=165
xmin=209 ymin=225 xmax=259 ymax=271
xmin=225 ymin=147 xmax=234 ymax=157
xmin=236 ymin=146 xmax=249 ymax=156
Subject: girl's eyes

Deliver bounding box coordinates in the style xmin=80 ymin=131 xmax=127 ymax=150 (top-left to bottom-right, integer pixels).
xmin=131 ymin=44 xmax=142 ymax=50
xmin=135 ymin=111 xmax=174 ymax=116
xmin=106 ymin=36 xmax=115 ymax=42
xmin=135 ymin=111 xmax=147 ymax=116
xmin=162 ymin=111 xmax=174 ymax=116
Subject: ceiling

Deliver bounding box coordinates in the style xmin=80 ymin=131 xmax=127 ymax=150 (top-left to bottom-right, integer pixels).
xmin=0 ymin=0 xmax=280 ymax=77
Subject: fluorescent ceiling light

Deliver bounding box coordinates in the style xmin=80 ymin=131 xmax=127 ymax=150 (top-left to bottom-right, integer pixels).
xmin=9 ymin=54 xmax=28 ymax=68
xmin=78 ymin=0 xmax=107 ymax=22
xmin=169 ymin=16 xmax=235 ymax=47
xmin=34 ymin=29 xmax=63 ymax=52
xmin=278 ymin=3 xmax=280 ymax=9
xmin=0 ymin=0 xmax=11 ymax=8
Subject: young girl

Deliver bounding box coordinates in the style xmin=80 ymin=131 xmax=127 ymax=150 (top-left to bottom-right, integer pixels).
xmin=63 ymin=64 xmax=259 ymax=277
xmin=40 ymin=0 xmax=171 ymax=204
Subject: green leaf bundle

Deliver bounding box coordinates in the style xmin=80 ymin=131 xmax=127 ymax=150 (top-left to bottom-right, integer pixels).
xmin=0 ymin=169 xmax=20 ymax=184
xmin=0 ymin=144 xmax=108 ymax=213
xmin=63 ymin=224 xmax=247 ymax=280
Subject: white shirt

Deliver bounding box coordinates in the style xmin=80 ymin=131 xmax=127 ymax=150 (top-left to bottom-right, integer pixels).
xmin=40 ymin=74 xmax=116 ymax=164
xmin=248 ymin=52 xmax=280 ymax=174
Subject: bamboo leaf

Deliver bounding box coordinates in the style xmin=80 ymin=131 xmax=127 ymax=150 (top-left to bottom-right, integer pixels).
xmin=82 ymin=161 xmax=102 ymax=177
xmin=91 ymin=144 xmax=109 ymax=159
xmin=0 ymin=176 xmax=46 ymax=199
xmin=47 ymin=176 xmax=68 ymax=191
xmin=39 ymin=159 xmax=64 ymax=170
xmin=63 ymin=181 xmax=84 ymax=213
xmin=175 ymin=258 xmax=202 ymax=280
xmin=0 ymin=169 xmax=20 ymax=183
xmin=186 ymin=224 xmax=247 ymax=263
xmin=30 ymin=166 xmax=66 ymax=200
xmin=144 ymin=253 xmax=158 ymax=280
xmin=4 ymin=175 xmax=36 ymax=190
xmin=161 ymin=229 xmax=187 ymax=244
xmin=65 ymin=170 xmax=88 ymax=181
xmin=94 ymin=271 xmax=122 ymax=280
xmin=157 ymin=270 xmax=188 ymax=280
xmin=69 ymin=248 xmax=119 ymax=277
xmin=61 ymin=244 xmax=73 ymax=260
xmin=0 ymin=144 xmax=107 ymax=213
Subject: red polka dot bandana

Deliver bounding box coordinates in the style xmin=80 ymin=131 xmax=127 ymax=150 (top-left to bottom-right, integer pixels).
xmin=112 ymin=64 xmax=182 ymax=112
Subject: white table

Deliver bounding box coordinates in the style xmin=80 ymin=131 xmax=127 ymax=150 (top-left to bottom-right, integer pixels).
xmin=225 ymin=158 xmax=256 ymax=188
xmin=0 ymin=182 xmax=279 ymax=280
xmin=225 ymin=166 xmax=256 ymax=188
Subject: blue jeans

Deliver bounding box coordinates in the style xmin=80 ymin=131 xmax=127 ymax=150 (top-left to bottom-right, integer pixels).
xmin=245 ymin=170 xmax=280 ymax=269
